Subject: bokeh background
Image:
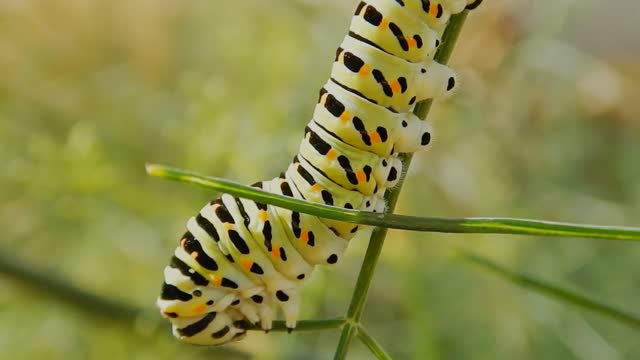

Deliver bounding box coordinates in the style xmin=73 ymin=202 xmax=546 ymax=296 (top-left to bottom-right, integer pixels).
xmin=1 ymin=0 xmax=638 ymax=359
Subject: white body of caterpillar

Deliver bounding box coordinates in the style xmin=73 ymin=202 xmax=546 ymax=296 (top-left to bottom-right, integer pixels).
xmin=157 ymin=0 xmax=481 ymax=345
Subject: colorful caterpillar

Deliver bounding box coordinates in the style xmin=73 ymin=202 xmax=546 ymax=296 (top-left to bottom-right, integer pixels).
xmin=157 ymin=0 xmax=482 ymax=345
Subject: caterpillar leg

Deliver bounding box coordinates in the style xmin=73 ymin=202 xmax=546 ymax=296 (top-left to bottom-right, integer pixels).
xmin=271 ymin=288 xmax=300 ymax=330
xmin=394 ymin=113 xmax=434 ymax=153
xmin=415 ymin=60 xmax=458 ymax=100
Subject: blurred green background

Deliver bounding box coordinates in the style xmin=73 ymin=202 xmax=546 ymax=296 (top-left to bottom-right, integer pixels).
xmin=1 ymin=0 xmax=638 ymax=359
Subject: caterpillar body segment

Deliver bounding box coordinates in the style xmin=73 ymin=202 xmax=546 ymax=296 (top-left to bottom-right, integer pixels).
xmin=400 ymin=0 xmax=452 ymax=31
xmin=176 ymin=225 xmax=257 ymax=295
xmin=350 ymin=0 xmax=441 ymax=63
xmin=331 ymin=35 xmax=456 ymax=113
xmin=442 ymin=0 xmax=469 ymax=14
xmin=157 ymin=0 xmax=480 ymax=345
xmin=238 ymin=192 xmax=315 ymax=282
xmin=217 ymin=194 xmax=297 ymax=291
xmin=267 ymin=177 xmax=350 ymax=266
xmin=299 ymin=120 xmax=400 ymax=195
xmin=158 ymin=263 xmax=237 ymax=318
xmin=287 ymin=158 xmax=371 ymax=211
xmin=170 ymin=310 xmax=247 ymax=345
xmin=213 ymin=195 xmax=302 ymax=328
xmin=314 ymin=80 xmax=433 ymax=155
xmin=287 ymin=157 xmax=374 ymax=239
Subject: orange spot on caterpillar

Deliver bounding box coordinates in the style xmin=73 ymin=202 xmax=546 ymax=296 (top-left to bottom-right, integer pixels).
xmin=180 ymin=238 xmax=186 ymax=247
xmin=210 ymin=274 xmax=222 ymax=286
xmin=258 ymin=210 xmax=268 ymax=222
xmin=429 ymin=4 xmax=438 ymax=16
xmin=300 ymin=230 xmax=309 ymax=243
xmin=379 ymin=18 xmax=388 ymax=30
xmin=407 ymin=37 xmax=417 ymax=48
xmin=191 ymin=251 xmax=198 ymax=259
xmin=339 ymin=110 xmax=351 ymax=123
xmin=370 ymin=132 xmax=382 ymax=144
xmin=326 ymin=148 xmax=338 ymax=160
xmin=310 ymin=184 xmax=322 ymax=192
xmin=271 ymin=246 xmax=281 ymax=258
xmin=193 ymin=304 xmax=207 ymax=314
xmin=224 ymin=223 xmax=234 ymax=231
xmin=356 ymin=170 xmax=366 ymax=183
xmin=359 ymin=64 xmax=371 ymax=76
xmin=390 ymin=80 xmax=401 ymax=94
xmin=241 ymin=259 xmax=252 ymax=271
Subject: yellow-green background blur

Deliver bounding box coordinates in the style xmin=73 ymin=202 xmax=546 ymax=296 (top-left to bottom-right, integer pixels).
xmin=1 ymin=0 xmax=638 ymax=359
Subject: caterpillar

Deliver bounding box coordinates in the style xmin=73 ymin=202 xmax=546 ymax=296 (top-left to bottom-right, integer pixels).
xmin=157 ymin=0 xmax=482 ymax=345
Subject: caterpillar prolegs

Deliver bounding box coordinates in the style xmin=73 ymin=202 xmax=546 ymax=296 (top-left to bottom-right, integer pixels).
xmin=157 ymin=0 xmax=482 ymax=345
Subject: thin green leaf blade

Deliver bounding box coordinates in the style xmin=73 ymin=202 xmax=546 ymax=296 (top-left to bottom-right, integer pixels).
xmin=458 ymin=250 xmax=640 ymax=331
xmin=146 ymin=164 xmax=640 ymax=242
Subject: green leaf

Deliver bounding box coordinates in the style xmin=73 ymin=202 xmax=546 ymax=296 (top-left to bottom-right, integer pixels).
xmin=146 ymin=164 xmax=640 ymax=242
xmin=458 ymin=250 xmax=640 ymax=331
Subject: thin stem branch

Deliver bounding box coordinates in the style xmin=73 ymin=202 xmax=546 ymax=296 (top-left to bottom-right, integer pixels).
xmin=458 ymin=250 xmax=640 ymax=331
xmin=357 ymin=325 xmax=393 ymax=360
xmin=147 ymin=164 xmax=640 ymax=242
xmin=334 ymin=322 xmax=356 ymax=360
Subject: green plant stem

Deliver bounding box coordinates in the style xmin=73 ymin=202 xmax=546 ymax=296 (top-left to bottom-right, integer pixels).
xmin=334 ymin=321 xmax=357 ymax=359
xmin=147 ymin=164 xmax=640 ymax=242
xmin=458 ymin=251 xmax=640 ymax=331
xmin=334 ymin=11 xmax=470 ymax=360
xmin=357 ymin=325 xmax=393 ymax=360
